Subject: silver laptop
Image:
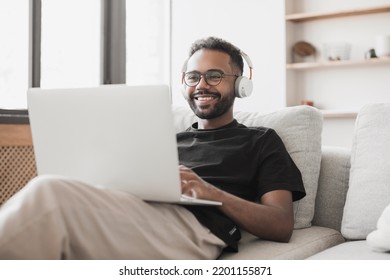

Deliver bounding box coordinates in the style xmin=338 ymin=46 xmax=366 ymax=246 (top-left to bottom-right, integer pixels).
xmin=27 ymin=84 xmax=221 ymax=206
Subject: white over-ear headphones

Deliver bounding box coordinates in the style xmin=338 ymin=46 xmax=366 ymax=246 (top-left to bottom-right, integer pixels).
xmin=235 ymin=51 xmax=253 ymax=98
xmin=181 ymin=50 xmax=254 ymax=98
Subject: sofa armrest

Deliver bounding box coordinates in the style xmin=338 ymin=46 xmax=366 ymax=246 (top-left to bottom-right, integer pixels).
xmin=312 ymin=146 xmax=350 ymax=231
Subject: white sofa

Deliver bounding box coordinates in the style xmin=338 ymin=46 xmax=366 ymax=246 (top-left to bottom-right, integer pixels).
xmin=173 ymin=103 xmax=390 ymax=259
xmin=1 ymin=103 xmax=389 ymax=259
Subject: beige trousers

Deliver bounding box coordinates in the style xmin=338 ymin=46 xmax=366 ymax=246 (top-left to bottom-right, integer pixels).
xmin=0 ymin=175 xmax=225 ymax=259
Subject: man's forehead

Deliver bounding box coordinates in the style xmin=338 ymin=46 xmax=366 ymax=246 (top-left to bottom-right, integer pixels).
xmin=186 ymin=49 xmax=232 ymax=72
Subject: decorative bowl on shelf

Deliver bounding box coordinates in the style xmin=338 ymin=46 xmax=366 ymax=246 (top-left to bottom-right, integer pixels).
xmin=293 ymin=41 xmax=316 ymax=57
xmin=292 ymin=41 xmax=316 ymax=63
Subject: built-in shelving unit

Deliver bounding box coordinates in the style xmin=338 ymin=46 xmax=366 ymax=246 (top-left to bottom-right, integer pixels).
xmin=285 ymin=3 xmax=390 ymax=118
xmin=285 ymin=4 xmax=390 ymax=22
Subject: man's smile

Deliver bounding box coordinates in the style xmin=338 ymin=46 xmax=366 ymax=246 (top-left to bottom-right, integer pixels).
xmin=191 ymin=91 xmax=221 ymax=106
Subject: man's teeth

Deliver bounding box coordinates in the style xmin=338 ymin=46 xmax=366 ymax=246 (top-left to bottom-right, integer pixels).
xmin=196 ymin=96 xmax=214 ymax=101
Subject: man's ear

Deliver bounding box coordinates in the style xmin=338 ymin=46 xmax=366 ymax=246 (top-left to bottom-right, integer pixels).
xmin=181 ymin=83 xmax=187 ymax=96
xmin=181 ymin=59 xmax=190 ymax=97
xmin=181 ymin=72 xmax=187 ymax=95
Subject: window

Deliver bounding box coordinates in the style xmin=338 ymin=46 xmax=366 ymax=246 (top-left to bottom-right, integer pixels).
xmin=0 ymin=0 xmax=171 ymax=111
xmin=40 ymin=0 xmax=101 ymax=89
xmin=126 ymin=0 xmax=170 ymax=85
xmin=0 ymin=0 xmax=29 ymax=109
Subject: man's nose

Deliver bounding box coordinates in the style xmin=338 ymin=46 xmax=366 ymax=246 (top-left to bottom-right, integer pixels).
xmin=196 ymin=75 xmax=210 ymax=89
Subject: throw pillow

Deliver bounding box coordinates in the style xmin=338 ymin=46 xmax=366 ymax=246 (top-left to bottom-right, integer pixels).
xmin=172 ymin=105 xmax=323 ymax=229
xmin=367 ymin=203 xmax=390 ymax=252
xmin=341 ymin=103 xmax=390 ymax=239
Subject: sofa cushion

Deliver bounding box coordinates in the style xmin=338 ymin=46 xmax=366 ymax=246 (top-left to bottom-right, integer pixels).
xmin=341 ymin=103 xmax=390 ymax=239
xmin=172 ymin=105 xmax=323 ymax=229
xmin=220 ymin=226 xmax=344 ymax=260
xmin=307 ymin=240 xmax=390 ymax=260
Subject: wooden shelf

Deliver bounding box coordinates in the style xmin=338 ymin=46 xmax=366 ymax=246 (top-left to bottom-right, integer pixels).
xmin=286 ymin=57 xmax=390 ymax=70
xmin=286 ymin=4 xmax=390 ymax=22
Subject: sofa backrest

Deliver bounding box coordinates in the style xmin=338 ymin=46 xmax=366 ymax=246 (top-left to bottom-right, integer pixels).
xmin=312 ymin=146 xmax=351 ymax=231
xmin=172 ymin=105 xmax=323 ymax=229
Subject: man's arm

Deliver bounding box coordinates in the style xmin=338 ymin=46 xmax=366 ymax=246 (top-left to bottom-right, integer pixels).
xmin=180 ymin=166 xmax=294 ymax=242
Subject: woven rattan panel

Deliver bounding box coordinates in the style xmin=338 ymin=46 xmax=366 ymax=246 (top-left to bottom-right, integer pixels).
xmin=0 ymin=146 xmax=37 ymax=205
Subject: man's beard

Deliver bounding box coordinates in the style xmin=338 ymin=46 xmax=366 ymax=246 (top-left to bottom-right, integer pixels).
xmin=187 ymin=90 xmax=235 ymax=120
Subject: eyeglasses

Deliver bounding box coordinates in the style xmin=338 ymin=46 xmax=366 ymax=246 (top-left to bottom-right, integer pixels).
xmin=183 ymin=70 xmax=238 ymax=87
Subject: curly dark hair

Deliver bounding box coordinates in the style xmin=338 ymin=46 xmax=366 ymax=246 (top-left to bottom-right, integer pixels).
xmin=187 ymin=37 xmax=244 ymax=75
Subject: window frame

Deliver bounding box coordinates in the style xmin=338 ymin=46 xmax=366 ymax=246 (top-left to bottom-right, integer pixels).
xmin=102 ymin=0 xmax=126 ymax=84
xmin=30 ymin=0 xmax=41 ymax=88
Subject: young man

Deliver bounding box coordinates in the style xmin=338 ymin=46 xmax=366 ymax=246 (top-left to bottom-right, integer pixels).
xmin=0 ymin=37 xmax=305 ymax=259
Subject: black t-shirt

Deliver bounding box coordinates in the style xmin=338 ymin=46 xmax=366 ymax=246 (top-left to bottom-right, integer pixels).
xmin=176 ymin=119 xmax=306 ymax=252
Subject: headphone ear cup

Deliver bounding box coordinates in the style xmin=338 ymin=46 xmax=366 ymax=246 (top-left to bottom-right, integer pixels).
xmin=234 ymin=76 xmax=253 ymax=98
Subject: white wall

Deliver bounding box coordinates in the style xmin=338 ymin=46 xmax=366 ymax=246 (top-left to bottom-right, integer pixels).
xmin=170 ymin=0 xmax=286 ymax=113
xmin=322 ymin=118 xmax=356 ymax=148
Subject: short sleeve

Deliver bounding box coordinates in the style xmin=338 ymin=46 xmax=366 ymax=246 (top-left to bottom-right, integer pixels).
xmin=255 ymin=129 xmax=306 ymax=201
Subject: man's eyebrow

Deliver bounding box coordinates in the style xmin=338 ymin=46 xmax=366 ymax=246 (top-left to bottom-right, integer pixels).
xmin=207 ymin=69 xmax=224 ymax=72
xmin=187 ymin=69 xmax=223 ymax=73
